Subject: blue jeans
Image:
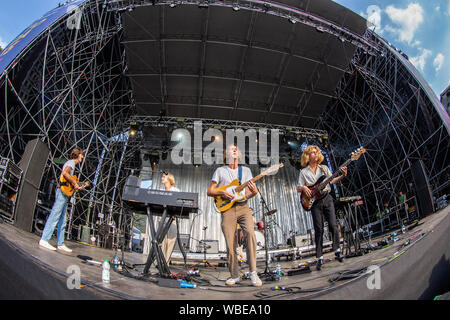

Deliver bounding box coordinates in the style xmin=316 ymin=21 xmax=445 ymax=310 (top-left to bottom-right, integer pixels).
xmin=41 ymin=188 xmax=69 ymax=245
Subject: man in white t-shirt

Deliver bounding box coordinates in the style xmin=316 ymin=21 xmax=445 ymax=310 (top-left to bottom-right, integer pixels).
xmin=39 ymin=148 xmax=84 ymax=253
xmin=207 ymin=145 xmax=262 ymax=287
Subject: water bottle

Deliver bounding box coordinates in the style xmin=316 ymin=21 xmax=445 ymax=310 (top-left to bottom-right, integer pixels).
xmin=292 ymin=249 xmax=297 ymax=261
xmin=113 ymin=253 xmax=119 ymax=268
xmin=276 ymin=262 xmax=282 ymax=280
xmin=102 ymin=259 xmax=110 ymax=284
xmin=401 ymin=224 xmax=406 ymax=234
xmin=180 ymin=281 xmax=196 ymax=289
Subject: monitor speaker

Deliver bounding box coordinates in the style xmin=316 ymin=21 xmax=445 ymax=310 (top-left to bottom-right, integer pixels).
xmin=173 ymin=234 xmax=190 ymax=252
xmin=410 ymin=160 xmax=434 ymax=217
xmin=14 ymin=139 xmax=50 ymax=232
xmin=203 ymin=240 xmax=219 ymax=254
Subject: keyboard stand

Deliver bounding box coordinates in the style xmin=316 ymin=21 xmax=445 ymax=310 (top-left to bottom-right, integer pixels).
xmin=143 ymin=205 xmax=174 ymax=277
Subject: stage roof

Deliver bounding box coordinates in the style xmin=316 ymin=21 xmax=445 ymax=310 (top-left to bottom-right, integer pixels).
xmin=121 ymin=0 xmax=368 ymax=128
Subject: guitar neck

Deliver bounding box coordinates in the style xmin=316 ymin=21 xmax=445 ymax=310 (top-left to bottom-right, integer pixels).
xmin=235 ymin=169 xmax=275 ymax=193
xmin=318 ymin=159 xmax=351 ymax=190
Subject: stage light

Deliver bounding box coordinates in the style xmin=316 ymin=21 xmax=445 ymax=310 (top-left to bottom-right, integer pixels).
xmin=232 ymin=5 xmax=240 ymax=11
xmin=289 ymin=18 xmax=297 ymax=24
xmin=169 ymin=2 xmax=177 ymax=8
xmin=129 ymin=122 xmax=138 ymax=137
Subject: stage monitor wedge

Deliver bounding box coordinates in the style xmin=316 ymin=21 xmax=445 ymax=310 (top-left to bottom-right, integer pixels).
xmin=14 ymin=139 xmax=50 ymax=232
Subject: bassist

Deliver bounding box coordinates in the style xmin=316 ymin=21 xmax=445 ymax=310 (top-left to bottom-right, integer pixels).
xmin=296 ymin=145 xmax=347 ymax=270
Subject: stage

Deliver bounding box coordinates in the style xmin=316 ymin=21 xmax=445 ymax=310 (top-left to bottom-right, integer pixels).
xmin=0 ymin=206 xmax=448 ymax=300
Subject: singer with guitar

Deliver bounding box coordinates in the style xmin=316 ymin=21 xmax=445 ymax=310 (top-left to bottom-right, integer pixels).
xmin=39 ymin=148 xmax=85 ymax=253
xmin=297 ymin=145 xmax=347 ymax=270
xmin=207 ymin=144 xmax=262 ymax=287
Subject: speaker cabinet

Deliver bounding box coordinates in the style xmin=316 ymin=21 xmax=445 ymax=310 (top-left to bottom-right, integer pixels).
xmin=203 ymin=240 xmax=219 ymax=254
xmin=411 ymin=160 xmax=434 ymax=217
xmin=14 ymin=139 xmax=50 ymax=232
xmin=173 ymin=234 xmax=190 ymax=252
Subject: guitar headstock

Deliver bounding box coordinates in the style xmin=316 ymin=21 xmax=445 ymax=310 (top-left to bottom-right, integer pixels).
xmin=350 ymin=147 xmax=366 ymax=161
xmin=269 ymin=163 xmax=284 ymax=171
xmin=262 ymin=163 xmax=285 ymax=175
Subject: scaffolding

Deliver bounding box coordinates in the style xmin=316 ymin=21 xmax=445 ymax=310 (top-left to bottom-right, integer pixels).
xmin=0 ymin=1 xmax=447 ymax=249
xmin=318 ymin=31 xmax=449 ymax=228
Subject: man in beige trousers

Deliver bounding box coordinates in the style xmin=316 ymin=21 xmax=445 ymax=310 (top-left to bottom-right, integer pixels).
xmin=207 ymin=145 xmax=262 ymax=287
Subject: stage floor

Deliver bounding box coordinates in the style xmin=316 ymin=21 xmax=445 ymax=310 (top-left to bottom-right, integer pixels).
xmin=0 ymin=206 xmax=448 ymax=300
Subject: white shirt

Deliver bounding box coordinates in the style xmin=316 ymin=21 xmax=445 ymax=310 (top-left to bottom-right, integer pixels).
xmin=62 ymin=160 xmax=76 ymax=176
xmin=212 ymin=165 xmax=253 ymax=187
xmin=297 ymin=164 xmax=332 ymax=193
xmin=168 ymin=186 xmax=180 ymax=192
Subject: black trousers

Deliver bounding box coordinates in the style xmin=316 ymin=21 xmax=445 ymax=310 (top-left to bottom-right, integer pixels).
xmin=311 ymin=193 xmax=340 ymax=258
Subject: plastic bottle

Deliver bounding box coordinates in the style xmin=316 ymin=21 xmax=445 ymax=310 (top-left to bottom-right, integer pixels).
xmin=113 ymin=253 xmax=119 ymax=268
xmin=401 ymin=224 xmax=406 ymax=234
xmin=276 ymin=262 xmax=282 ymax=279
xmin=102 ymin=259 xmax=110 ymax=284
xmin=180 ymin=281 xmax=196 ymax=288
xmin=292 ymin=249 xmax=297 ymax=261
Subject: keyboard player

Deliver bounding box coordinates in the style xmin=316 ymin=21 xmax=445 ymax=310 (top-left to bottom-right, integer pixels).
xmin=160 ymin=173 xmax=180 ymax=264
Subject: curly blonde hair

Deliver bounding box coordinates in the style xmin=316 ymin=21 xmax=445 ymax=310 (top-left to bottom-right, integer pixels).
xmin=163 ymin=173 xmax=175 ymax=187
xmin=301 ymin=145 xmax=324 ymax=168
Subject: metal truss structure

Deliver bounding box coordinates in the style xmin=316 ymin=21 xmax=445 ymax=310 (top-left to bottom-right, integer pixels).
xmin=0 ymin=1 xmax=137 ymax=248
xmin=0 ymin=0 xmax=447 ymax=249
xmin=318 ymin=32 xmax=449 ymax=225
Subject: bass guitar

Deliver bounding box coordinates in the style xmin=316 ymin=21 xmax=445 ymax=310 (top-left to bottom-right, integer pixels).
xmin=214 ymin=163 xmax=284 ymax=213
xmin=300 ymin=147 xmax=366 ymax=211
xmin=60 ymin=174 xmax=89 ymax=197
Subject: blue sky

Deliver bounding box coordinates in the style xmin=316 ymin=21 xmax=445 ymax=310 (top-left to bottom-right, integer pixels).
xmin=0 ymin=0 xmax=449 ymax=96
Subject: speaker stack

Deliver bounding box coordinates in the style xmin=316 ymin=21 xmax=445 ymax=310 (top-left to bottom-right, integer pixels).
xmin=14 ymin=139 xmax=50 ymax=232
xmin=410 ymin=160 xmax=434 ymax=218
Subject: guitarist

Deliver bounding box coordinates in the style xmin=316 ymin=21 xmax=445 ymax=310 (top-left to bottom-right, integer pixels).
xmin=39 ymin=148 xmax=84 ymax=253
xmin=207 ymin=144 xmax=262 ymax=287
xmin=296 ymin=145 xmax=347 ymax=270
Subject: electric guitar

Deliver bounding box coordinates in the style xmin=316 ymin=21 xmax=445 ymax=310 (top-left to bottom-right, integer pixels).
xmin=214 ymin=163 xmax=284 ymax=213
xmin=300 ymin=147 xmax=366 ymax=211
xmin=60 ymin=174 xmax=89 ymax=197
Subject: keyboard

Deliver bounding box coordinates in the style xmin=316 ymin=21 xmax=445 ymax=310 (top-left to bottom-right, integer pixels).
xmin=122 ymin=182 xmax=198 ymax=218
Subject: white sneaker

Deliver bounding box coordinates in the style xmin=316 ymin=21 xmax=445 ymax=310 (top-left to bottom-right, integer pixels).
xmin=225 ymin=277 xmax=240 ymax=286
xmin=39 ymin=240 xmax=56 ymax=251
xmin=250 ymin=271 xmax=262 ymax=287
xmin=57 ymin=244 xmax=73 ymax=253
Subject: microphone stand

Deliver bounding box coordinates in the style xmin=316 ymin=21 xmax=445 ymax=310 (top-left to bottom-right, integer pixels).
xmin=258 ymin=190 xmax=274 ymax=277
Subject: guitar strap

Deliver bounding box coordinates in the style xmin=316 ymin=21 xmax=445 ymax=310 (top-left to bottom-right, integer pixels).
xmin=238 ymin=165 xmax=242 ymax=186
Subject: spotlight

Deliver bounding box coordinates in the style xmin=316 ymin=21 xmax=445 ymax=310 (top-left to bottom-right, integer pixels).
xmin=169 ymin=2 xmax=177 ymax=8
xmin=232 ymin=5 xmax=239 ymax=11
xmin=129 ymin=122 xmax=138 ymax=137
xmin=289 ymin=18 xmax=297 ymax=24
xmin=198 ymin=2 xmax=209 ymax=8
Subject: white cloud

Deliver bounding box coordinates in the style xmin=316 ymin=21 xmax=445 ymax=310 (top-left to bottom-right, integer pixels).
xmin=0 ymin=37 xmax=7 ymax=50
xmin=410 ymin=48 xmax=432 ymax=71
xmin=385 ymin=3 xmax=424 ymax=44
xmin=361 ymin=5 xmax=383 ymax=34
xmin=433 ymin=53 xmax=445 ymax=72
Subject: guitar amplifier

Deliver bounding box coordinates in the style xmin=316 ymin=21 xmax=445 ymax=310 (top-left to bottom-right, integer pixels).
xmin=289 ymin=234 xmax=313 ymax=247
xmin=202 ymin=240 xmax=219 ymax=254
xmin=173 ymin=234 xmax=190 ymax=252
